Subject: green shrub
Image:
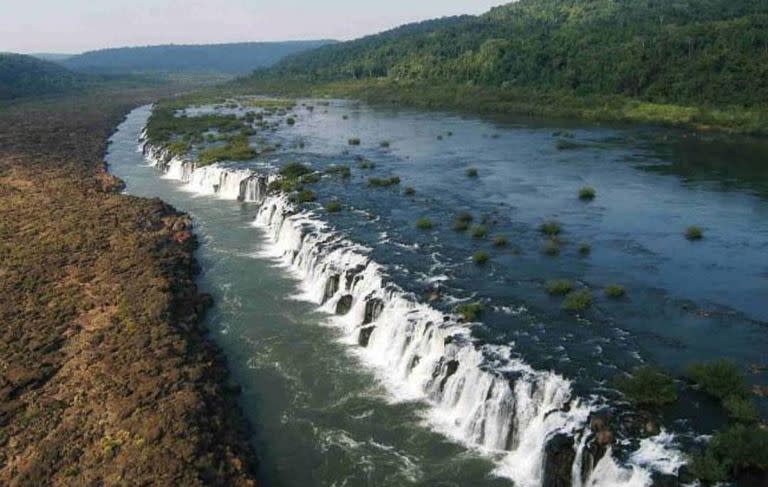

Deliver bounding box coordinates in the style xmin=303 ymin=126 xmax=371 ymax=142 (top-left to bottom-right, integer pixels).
xmin=197 ymin=134 xmax=257 ymax=166
xmin=579 ymin=242 xmax=592 ymax=256
xmin=380 ymin=141 xmax=390 ymax=148
xmin=455 ymin=301 xmax=484 ymax=321
xmin=286 ymin=117 xmax=296 ymax=125
xmin=686 ymin=226 xmax=704 ymax=240
xmin=540 ymin=220 xmax=562 ymax=236
xmin=689 ymin=449 xmax=729 ymax=484
xmin=297 ymin=189 xmax=316 ymax=203
xmin=605 ymin=284 xmax=626 ymax=298
xmin=543 ymin=239 xmax=561 ymax=256
xmin=579 ymin=186 xmax=596 ymax=200
xmin=452 ymin=212 xmax=473 ymax=231
xmin=466 ymin=167 xmax=479 ymax=177
xmin=471 ymin=225 xmax=487 ymax=238
xmin=562 ymin=290 xmax=592 ymax=311
xmin=615 ymin=367 xmax=678 ymax=407
xmin=723 ymin=395 xmax=760 ymax=423
xmin=324 ymin=200 xmax=342 ymax=213
xmin=368 ymin=176 xmax=400 ymax=187
xmin=691 ymin=425 xmax=768 ymax=482
xmin=546 ymin=279 xmax=574 ymax=296
xmin=492 ymin=235 xmax=508 ymax=247
xmin=404 ymin=186 xmax=416 ymax=196
xmin=300 ymin=172 xmax=321 ymax=184
xmin=686 ymin=360 xmax=748 ymax=400
xmin=473 ymin=251 xmax=490 ymax=264
xmin=348 ymin=137 xmax=361 ymax=145
xmin=280 ymin=162 xmax=313 ymax=180
xmin=416 ymin=217 xmax=435 ymax=230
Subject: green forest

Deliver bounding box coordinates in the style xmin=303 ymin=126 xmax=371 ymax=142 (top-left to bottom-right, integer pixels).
xmin=0 ymin=54 xmax=83 ymax=100
xmin=250 ymin=0 xmax=768 ymax=129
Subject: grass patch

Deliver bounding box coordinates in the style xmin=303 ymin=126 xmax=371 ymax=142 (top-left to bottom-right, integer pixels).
xmin=542 ymin=239 xmax=561 ymax=256
xmin=466 ymin=167 xmax=479 ymax=178
xmin=380 ymin=141 xmax=390 ymax=148
xmin=604 ymin=284 xmax=626 ymax=298
xmin=324 ymin=200 xmax=343 ymax=213
xmin=723 ymin=395 xmax=760 ymax=423
xmin=546 ymin=279 xmax=574 ymax=296
xmin=280 ymin=162 xmax=313 ymax=180
xmin=197 ymin=134 xmax=257 ymax=166
xmin=540 ymin=220 xmax=562 ymax=237
xmin=578 ymin=242 xmax=592 ymax=256
xmin=416 ymin=217 xmax=435 ymax=230
xmin=296 ymin=189 xmax=317 ymax=203
xmin=348 ymin=137 xmax=361 ymax=146
xmin=404 ymin=186 xmax=416 ymax=196
xmin=579 ymin=186 xmax=596 ymax=201
xmin=562 ymin=290 xmax=592 ymax=311
xmin=689 ymin=425 xmax=768 ymax=484
xmin=455 ymin=301 xmax=484 ymax=322
xmin=471 ymin=225 xmax=487 ymax=239
xmin=686 ymin=359 xmax=748 ymax=400
xmin=368 ymin=176 xmax=400 ymax=187
xmin=286 ymin=117 xmax=296 ymax=125
xmin=615 ymin=367 xmax=678 ymax=407
xmin=473 ymin=251 xmax=490 ymax=265
xmin=686 ymin=225 xmax=704 ymax=240
xmin=492 ymin=235 xmax=508 ymax=247
xmin=325 ymin=164 xmax=351 ymax=179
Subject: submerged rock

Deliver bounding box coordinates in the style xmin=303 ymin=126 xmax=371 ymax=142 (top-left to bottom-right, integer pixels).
xmin=335 ymin=295 xmax=353 ymax=315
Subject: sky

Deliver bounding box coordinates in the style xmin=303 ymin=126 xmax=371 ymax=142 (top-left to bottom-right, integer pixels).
xmin=0 ymin=0 xmax=506 ymax=54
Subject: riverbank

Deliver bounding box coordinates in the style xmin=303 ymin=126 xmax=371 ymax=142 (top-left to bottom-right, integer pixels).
xmin=0 ymin=89 xmax=259 ymax=485
xmin=231 ymin=77 xmax=768 ymax=136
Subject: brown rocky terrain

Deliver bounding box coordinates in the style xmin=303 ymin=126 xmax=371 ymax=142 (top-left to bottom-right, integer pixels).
xmin=0 ymin=88 xmax=259 ymax=485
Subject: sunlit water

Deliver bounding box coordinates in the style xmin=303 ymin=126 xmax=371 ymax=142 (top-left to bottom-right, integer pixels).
xmin=107 ymin=101 xmax=768 ymax=486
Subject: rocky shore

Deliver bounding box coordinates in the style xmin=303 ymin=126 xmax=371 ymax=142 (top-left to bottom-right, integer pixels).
xmin=0 ymin=90 xmax=259 ymax=485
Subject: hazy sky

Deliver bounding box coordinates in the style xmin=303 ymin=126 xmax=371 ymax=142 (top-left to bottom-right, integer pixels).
xmin=1 ymin=0 xmax=505 ymax=54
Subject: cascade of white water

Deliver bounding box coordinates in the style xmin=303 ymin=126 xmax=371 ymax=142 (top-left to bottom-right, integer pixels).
xmin=250 ymin=194 xmax=683 ymax=487
xmin=138 ymin=126 xmax=684 ymax=487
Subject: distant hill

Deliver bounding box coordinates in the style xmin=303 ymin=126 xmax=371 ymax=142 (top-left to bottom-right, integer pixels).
xmin=63 ymin=41 xmax=337 ymax=75
xmin=31 ymin=53 xmax=75 ymax=63
xmin=0 ymin=53 xmax=83 ymax=100
xmin=261 ymin=0 xmax=768 ymax=107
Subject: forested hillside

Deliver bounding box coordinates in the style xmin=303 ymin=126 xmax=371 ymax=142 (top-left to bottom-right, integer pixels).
xmin=64 ymin=41 xmax=336 ymax=75
xmin=0 ymin=53 xmax=82 ymax=100
xmin=262 ymin=0 xmax=768 ymax=107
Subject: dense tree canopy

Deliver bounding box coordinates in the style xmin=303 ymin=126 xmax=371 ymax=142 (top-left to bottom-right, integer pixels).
xmin=260 ymin=0 xmax=768 ymax=106
xmin=64 ymin=41 xmax=337 ymax=75
xmin=0 ymin=53 xmax=83 ymax=100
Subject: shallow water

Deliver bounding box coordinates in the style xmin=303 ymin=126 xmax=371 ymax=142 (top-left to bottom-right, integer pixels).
xmin=107 ymin=101 xmax=767 ymax=486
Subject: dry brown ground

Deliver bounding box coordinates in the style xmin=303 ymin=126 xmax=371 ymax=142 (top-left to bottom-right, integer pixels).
xmin=0 ymin=88 xmax=259 ymax=486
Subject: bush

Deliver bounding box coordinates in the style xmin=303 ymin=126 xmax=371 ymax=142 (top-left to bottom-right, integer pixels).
xmin=579 ymin=186 xmax=596 ymax=200
xmin=546 ymin=279 xmax=574 ymax=296
xmin=473 ymin=251 xmax=490 ymax=264
xmin=404 ymin=186 xmax=416 ymax=196
xmin=300 ymin=172 xmax=321 ymax=184
xmin=466 ymin=167 xmax=479 ymax=177
xmin=723 ymin=395 xmax=760 ymax=423
xmin=579 ymin=242 xmax=592 ymax=256
xmin=297 ymin=189 xmax=317 ymax=203
xmin=380 ymin=141 xmax=390 ymax=148
xmin=691 ymin=425 xmax=768 ymax=482
xmin=325 ymin=165 xmax=351 ymax=179
xmin=286 ymin=117 xmax=296 ymax=126
xmin=471 ymin=225 xmax=487 ymax=238
xmin=280 ymin=162 xmax=313 ymax=180
xmin=543 ymin=239 xmax=561 ymax=256
xmin=492 ymin=235 xmax=508 ymax=247
xmin=416 ymin=217 xmax=435 ymax=230
xmin=615 ymin=367 xmax=678 ymax=407
xmin=348 ymin=137 xmax=361 ymax=145
xmin=562 ymin=290 xmax=592 ymax=311
xmin=686 ymin=226 xmax=704 ymax=240
xmin=455 ymin=301 xmax=484 ymax=321
xmin=605 ymin=284 xmax=626 ymax=298
xmin=686 ymin=360 xmax=748 ymax=400
xmin=368 ymin=176 xmax=400 ymax=187
xmin=689 ymin=449 xmax=729 ymax=484
xmin=324 ymin=200 xmax=342 ymax=213
xmin=540 ymin=220 xmax=562 ymax=236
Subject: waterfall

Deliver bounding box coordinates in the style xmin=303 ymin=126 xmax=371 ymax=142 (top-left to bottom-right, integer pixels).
xmin=139 ymin=139 xmax=267 ymax=203
xmin=137 ymin=128 xmax=684 ymax=487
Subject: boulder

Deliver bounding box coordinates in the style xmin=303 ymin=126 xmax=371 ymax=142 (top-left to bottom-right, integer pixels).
xmin=335 ymin=295 xmax=353 ymax=315
xmin=543 ymin=433 xmax=576 ymax=487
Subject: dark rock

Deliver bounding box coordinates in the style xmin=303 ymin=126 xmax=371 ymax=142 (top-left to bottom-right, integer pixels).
xmin=358 ymin=325 xmax=376 ymax=347
xmin=363 ymin=298 xmax=384 ymax=325
xmin=439 ymin=360 xmax=460 ymax=391
xmin=543 ymin=433 xmax=576 ymax=487
xmin=335 ymin=295 xmax=353 ymax=315
xmin=322 ymin=274 xmax=340 ymax=304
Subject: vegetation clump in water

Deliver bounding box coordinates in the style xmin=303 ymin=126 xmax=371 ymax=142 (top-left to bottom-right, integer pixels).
xmin=368 ymin=176 xmax=401 ymax=187
xmin=416 ymin=217 xmax=435 ymax=230
xmin=615 ymin=367 xmax=678 ymax=407
xmin=473 ymin=250 xmax=490 ymax=264
xmin=471 ymin=225 xmax=487 ymax=239
xmin=452 ymin=212 xmax=473 ymax=232
xmin=686 ymin=226 xmax=704 ymax=240
xmin=562 ymin=290 xmax=592 ymax=311
xmin=324 ymin=200 xmax=343 ymax=213
xmin=604 ymin=284 xmax=626 ymax=298
xmin=492 ymin=235 xmax=508 ymax=247
xmin=546 ymin=279 xmax=574 ymax=296
xmin=579 ymin=186 xmax=596 ymax=200
xmin=540 ymin=220 xmax=562 ymax=237
xmin=455 ymin=301 xmax=484 ymax=321
xmin=198 ymin=133 xmax=257 ymax=166
xmin=466 ymin=167 xmax=479 ymax=178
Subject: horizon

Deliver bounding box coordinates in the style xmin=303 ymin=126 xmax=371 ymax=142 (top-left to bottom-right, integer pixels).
xmin=1 ymin=0 xmax=505 ymax=55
